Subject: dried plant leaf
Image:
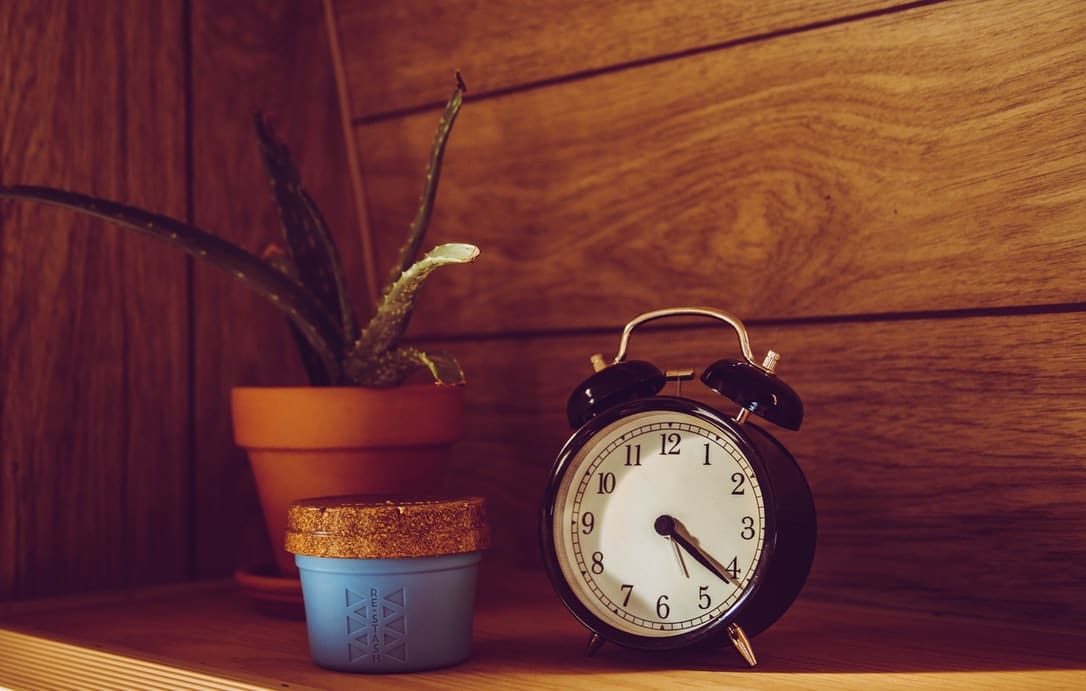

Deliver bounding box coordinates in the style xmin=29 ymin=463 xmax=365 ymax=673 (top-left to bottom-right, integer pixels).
xmin=412 ymin=349 xmax=466 ymax=385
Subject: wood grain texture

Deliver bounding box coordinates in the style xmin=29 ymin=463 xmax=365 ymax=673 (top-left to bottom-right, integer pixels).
xmin=0 ymin=629 xmax=267 ymax=691
xmin=435 ymin=310 xmax=1086 ymax=626
xmin=0 ymin=1 xmax=189 ymax=599
xmin=2 ymin=577 xmax=1084 ymax=688
xmin=357 ymin=0 xmax=1086 ymax=337
xmin=332 ymin=0 xmax=903 ymax=119
xmin=190 ymin=0 xmax=365 ymax=577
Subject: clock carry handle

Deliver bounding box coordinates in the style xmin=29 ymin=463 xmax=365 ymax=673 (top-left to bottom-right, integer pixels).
xmin=568 ymin=306 xmax=803 ymax=431
xmin=609 ymin=307 xmax=774 ymax=372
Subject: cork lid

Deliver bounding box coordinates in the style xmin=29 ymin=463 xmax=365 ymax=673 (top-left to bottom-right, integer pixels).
xmin=285 ymin=495 xmax=490 ymax=559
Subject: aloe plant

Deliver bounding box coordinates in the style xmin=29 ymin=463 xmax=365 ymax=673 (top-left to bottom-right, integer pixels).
xmin=0 ymin=78 xmax=476 ymax=387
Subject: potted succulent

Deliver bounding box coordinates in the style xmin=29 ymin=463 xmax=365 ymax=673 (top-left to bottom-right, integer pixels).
xmin=0 ymin=77 xmax=476 ymax=579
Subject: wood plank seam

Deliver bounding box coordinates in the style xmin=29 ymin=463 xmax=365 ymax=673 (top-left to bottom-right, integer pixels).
xmin=347 ymin=0 xmax=951 ymax=125
xmin=404 ymin=301 xmax=1086 ymax=346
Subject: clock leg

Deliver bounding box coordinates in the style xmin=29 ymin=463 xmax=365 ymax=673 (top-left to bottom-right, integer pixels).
xmin=727 ymin=624 xmax=758 ymax=667
xmin=585 ymin=632 xmax=605 ymax=656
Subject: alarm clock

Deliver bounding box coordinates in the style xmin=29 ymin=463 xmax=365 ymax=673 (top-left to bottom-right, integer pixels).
xmin=540 ymin=307 xmax=816 ymax=666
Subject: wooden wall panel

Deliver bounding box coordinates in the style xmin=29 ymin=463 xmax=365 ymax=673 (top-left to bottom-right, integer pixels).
xmin=343 ymin=0 xmax=1086 ymax=626
xmin=332 ymin=0 xmax=902 ymax=119
xmin=0 ymin=1 xmax=188 ymax=598
xmin=439 ymin=310 xmax=1086 ymax=626
xmin=358 ymin=0 xmax=1086 ymax=337
xmin=0 ymin=0 xmax=1080 ymax=640
xmin=190 ymin=0 xmax=364 ymax=577
xmin=0 ymin=0 xmax=364 ymax=596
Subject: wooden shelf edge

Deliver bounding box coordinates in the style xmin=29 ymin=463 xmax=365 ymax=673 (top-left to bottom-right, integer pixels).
xmin=0 ymin=628 xmax=276 ymax=691
xmin=1 ymin=572 xmax=1084 ymax=690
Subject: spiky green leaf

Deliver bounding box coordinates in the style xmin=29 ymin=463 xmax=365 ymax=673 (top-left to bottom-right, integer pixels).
xmin=254 ymin=114 xmax=358 ymax=344
xmin=346 ymin=243 xmax=478 ymax=384
xmin=384 ymin=80 xmax=466 ymax=292
xmin=344 ymin=346 xmax=465 ymax=387
xmin=0 ymin=185 xmax=343 ymax=382
xmin=262 ymin=244 xmax=332 ymax=386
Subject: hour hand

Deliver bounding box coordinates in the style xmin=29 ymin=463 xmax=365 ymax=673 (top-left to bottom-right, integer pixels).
xmin=654 ymin=514 xmax=742 ymax=588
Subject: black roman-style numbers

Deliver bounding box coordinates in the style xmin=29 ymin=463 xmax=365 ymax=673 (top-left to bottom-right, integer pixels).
xmin=573 ymin=421 xmax=763 ymax=629
xmin=656 ymin=594 xmax=670 ymax=618
xmin=740 ymin=516 xmax=756 ymax=540
xmin=731 ymin=471 xmax=746 ymax=495
xmin=580 ymin=511 xmax=595 ymax=534
xmin=597 ymin=472 xmax=616 ymax=494
xmin=698 ymin=585 xmax=712 ymax=610
xmin=727 ymin=556 xmax=741 ymax=578
xmin=612 ymin=584 xmax=740 ymax=617
xmin=660 ymin=432 xmax=681 ymax=455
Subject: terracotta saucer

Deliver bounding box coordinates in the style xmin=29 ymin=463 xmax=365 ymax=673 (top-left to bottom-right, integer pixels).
xmin=233 ymin=563 xmax=305 ymax=619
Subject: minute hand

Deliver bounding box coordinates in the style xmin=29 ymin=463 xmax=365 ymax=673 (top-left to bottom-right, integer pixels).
xmin=654 ymin=515 xmax=743 ymax=588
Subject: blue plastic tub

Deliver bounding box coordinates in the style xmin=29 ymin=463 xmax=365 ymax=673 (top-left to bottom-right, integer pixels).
xmin=296 ymin=551 xmax=483 ymax=672
xmin=285 ymin=495 xmax=490 ymax=673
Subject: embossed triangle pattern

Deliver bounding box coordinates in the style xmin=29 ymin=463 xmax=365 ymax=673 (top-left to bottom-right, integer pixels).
xmin=384 ymin=588 xmax=406 ymax=607
xmin=345 ymin=589 xmax=365 ymax=607
xmin=380 ymin=588 xmax=408 ymax=663
xmin=342 ymin=586 xmax=409 ymax=664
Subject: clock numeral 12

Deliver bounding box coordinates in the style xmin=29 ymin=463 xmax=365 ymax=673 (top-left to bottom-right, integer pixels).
xmin=660 ymin=432 xmax=681 ymax=455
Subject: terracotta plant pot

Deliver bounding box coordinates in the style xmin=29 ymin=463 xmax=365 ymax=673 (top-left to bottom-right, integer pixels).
xmin=231 ymin=384 xmax=464 ymax=577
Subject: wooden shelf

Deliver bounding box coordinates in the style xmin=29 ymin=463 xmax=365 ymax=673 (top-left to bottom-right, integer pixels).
xmin=1 ymin=567 xmax=1083 ymax=690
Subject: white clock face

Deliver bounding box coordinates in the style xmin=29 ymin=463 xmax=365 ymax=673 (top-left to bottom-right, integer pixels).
xmin=552 ymin=410 xmax=766 ymax=638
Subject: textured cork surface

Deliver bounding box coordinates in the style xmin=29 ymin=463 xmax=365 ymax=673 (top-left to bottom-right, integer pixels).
xmin=285 ymin=496 xmax=490 ymax=559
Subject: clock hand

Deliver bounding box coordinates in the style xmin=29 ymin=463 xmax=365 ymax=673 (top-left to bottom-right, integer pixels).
xmin=654 ymin=514 xmax=743 ymax=588
xmin=668 ymin=536 xmax=690 ymax=578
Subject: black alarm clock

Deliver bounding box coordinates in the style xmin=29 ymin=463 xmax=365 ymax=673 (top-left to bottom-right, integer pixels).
xmin=540 ymin=307 xmax=816 ymax=666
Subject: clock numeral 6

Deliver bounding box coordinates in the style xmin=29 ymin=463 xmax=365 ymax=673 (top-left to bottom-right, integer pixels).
xmin=656 ymin=594 xmax=670 ymax=619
